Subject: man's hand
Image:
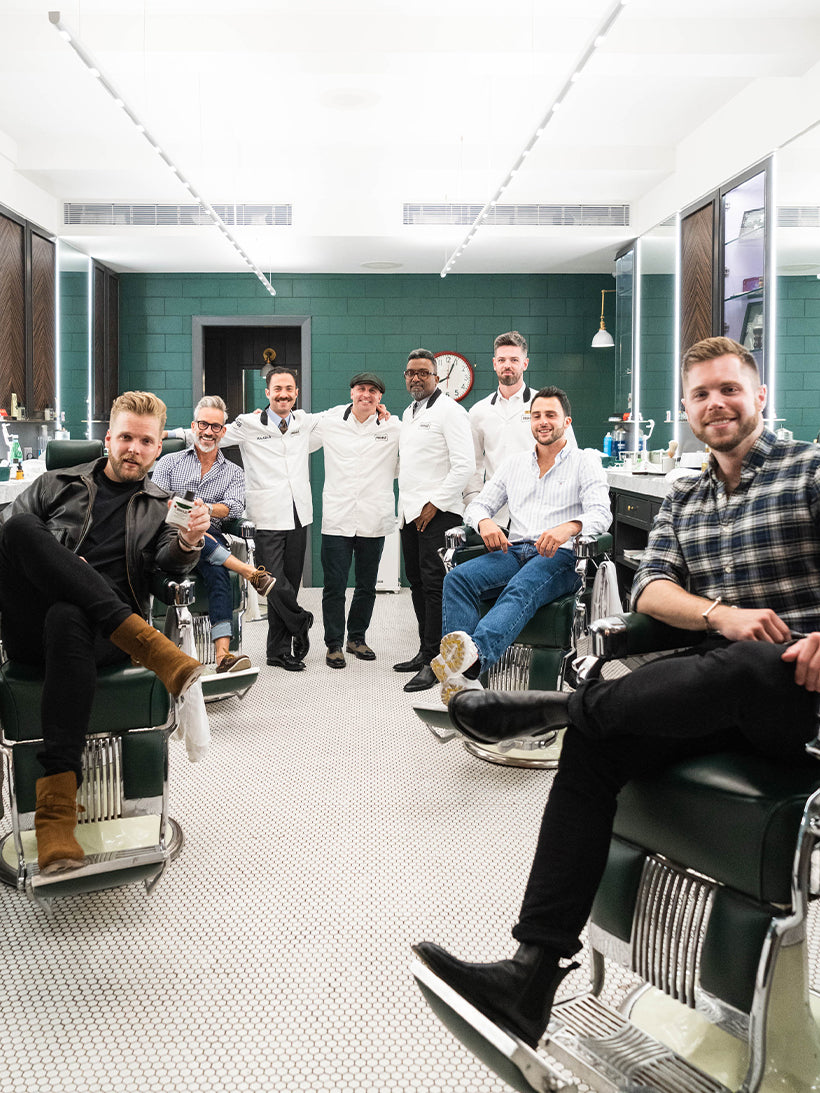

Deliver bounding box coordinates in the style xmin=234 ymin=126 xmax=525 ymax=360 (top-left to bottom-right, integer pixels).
xmin=178 ymin=498 xmax=211 ymax=548
xmin=376 ymin=403 xmax=391 ymax=421
xmin=781 ymin=633 xmax=820 ymax=692
xmin=414 ymin=502 xmax=438 ymax=532
xmin=710 ymin=605 xmax=791 ymax=643
xmin=534 ymin=521 xmax=581 ymax=558
xmin=478 ymin=519 xmax=508 ymax=553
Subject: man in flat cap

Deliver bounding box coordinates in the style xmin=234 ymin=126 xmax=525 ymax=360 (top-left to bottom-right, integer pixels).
xmin=311 ymin=373 xmax=400 ymax=667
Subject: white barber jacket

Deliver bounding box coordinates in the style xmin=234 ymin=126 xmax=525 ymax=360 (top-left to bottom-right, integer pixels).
xmin=398 ymin=388 xmax=475 ymax=526
xmin=221 ymin=408 xmax=321 ymax=531
xmin=465 ymin=383 xmax=579 ymax=515
xmin=313 ymin=405 xmax=400 ymax=537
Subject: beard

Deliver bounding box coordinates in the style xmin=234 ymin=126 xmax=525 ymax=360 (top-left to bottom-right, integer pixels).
xmin=498 ymin=373 xmax=518 ymax=386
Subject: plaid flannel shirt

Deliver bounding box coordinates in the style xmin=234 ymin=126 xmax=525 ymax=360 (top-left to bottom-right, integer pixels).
xmin=631 ymin=429 xmax=820 ymax=634
xmin=151 ymin=447 xmax=245 ymax=532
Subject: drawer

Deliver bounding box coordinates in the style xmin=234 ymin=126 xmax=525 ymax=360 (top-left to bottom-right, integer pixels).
xmin=615 ymin=493 xmax=653 ymax=527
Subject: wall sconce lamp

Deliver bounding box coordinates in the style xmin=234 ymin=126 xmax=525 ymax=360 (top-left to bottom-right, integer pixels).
xmin=591 ymin=289 xmax=615 ymax=348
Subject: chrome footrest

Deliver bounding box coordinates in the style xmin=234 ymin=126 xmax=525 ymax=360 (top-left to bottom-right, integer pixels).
xmin=29 ymin=844 xmax=168 ymax=891
xmin=547 ymin=994 xmax=730 ymax=1093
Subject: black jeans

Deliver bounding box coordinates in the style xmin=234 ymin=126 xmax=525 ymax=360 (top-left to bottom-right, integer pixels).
xmin=321 ymin=534 xmax=385 ymax=648
xmin=0 ymin=513 xmax=134 ymax=781
xmin=512 ymin=639 xmax=818 ymax=956
xmin=399 ymin=508 xmax=461 ymax=662
xmin=255 ymin=522 xmax=310 ymax=659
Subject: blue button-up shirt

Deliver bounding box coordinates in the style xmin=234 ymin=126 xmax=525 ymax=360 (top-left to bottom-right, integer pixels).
xmin=151 ymin=446 xmax=245 ymax=531
xmin=631 ymin=429 xmax=820 ymax=634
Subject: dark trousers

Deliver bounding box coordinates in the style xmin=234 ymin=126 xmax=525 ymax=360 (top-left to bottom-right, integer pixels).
xmin=255 ymin=522 xmax=309 ymax=658
xmin=512 ymin=639 xmax=818 ymax=956
xmin=0 ymin=513 xmax=134 ymax=781
xmin=321 ymin=534 xmax=385 ymax=648
xmin=399 ymin=508 xmax=461 ymax=662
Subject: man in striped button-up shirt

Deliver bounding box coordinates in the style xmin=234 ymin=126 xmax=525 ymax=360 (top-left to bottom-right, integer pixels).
xmin=433 ymin=385 xmax=611 ymax=706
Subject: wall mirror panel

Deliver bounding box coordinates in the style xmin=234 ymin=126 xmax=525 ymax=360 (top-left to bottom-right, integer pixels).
xmin=57 ymin=241 xmax=90 ymax=438
xmin=774 ymin=120 xmax=820 ymax=440
xmin=638 ymin=221 xmax=676 ymax=452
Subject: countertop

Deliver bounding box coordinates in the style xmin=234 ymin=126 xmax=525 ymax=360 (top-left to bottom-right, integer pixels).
xmin=0 ymin=460 xmax=45 ymax=506
xmin=606 ymin=467 xmax=697 ymax=500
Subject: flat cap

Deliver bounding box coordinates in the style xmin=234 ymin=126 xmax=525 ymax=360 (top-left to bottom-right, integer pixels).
xmin=349 ymin=371 xmax=386 ymax=394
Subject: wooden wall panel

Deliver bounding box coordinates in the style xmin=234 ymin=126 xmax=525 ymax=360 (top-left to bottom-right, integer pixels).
xmin=681 ymin=202 xmax=715 ymax=353
xmin=0 ymin=213 xmax=26 ymax=411
xmin=31 ymin=232 xmax=56 ymax=410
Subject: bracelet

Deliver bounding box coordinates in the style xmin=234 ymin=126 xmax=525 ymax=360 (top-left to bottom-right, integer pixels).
xmin=178 ymin=533 xmax=204 ymax=552
xmin=702 ymin=596 xmax=723 ymax=631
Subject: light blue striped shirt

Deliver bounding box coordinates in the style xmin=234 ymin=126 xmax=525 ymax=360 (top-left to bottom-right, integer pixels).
xmin=464 ymin=443 xmax=611 ymax=549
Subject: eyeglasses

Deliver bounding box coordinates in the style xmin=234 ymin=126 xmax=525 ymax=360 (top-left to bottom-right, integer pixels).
xmin=194 ymin=421 xmax=225 ymax=433
xmin=404 ymin=369 xmax=433 ymax=379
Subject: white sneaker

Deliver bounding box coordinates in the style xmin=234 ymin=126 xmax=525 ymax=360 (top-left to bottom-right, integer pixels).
xmin=432 ymin=631 xmax=483 ymax=706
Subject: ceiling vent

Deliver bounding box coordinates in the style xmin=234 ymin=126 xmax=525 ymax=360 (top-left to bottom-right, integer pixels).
xmin=404 ymin=203 xmax=630 ymax=227
xmin=63 ymin=203 xmax=292 ymax=227
xmin=778 ymin=206 xmax=820 ymax=228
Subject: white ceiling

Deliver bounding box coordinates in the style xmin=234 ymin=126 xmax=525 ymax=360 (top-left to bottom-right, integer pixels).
xmin=1 ymin=0 xmax=820 ymax=278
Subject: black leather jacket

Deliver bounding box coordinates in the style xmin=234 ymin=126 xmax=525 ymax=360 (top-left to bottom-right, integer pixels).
xmin=4 ymin=458 xmax=199 ymax=617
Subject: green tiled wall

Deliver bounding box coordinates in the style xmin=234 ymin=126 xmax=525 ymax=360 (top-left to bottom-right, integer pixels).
xmin=119 ymin=271 xmax=617 ymax=580
xmin=776 ymin=276 xmax=820 ymax=440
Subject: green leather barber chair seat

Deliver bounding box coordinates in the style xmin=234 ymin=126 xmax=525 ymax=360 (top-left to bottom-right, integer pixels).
xmin=416 ymin=528 xmax=614 ymax=769
xmin=413 ymin=611 xmax=820 ymax=1093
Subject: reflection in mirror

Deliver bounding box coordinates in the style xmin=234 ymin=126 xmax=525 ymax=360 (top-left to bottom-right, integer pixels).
xmin=613 ymin=247 xmax=634 ymax=433
xmin=722 ymin=168 xmax=766 ymax=382
xmin=638 ymin=220 xmax=677 ymax=453
xmin=57 ymin=240 xmax=91 ymax=439
xmin=775 ymin=120 xmax=820 ymax=440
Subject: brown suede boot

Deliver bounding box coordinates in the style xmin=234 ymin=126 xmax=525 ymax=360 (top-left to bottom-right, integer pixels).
xmin=35 ymin=772 xmax=86 ymax=874
xmin=109 ymin=614 xmax=204 ymax=697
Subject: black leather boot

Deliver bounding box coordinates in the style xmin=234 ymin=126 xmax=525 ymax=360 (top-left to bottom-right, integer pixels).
xmin=412 ymin=941 xmax=578 ymax=1048
xmin=448 ymin=689 xmax=571 ymax=744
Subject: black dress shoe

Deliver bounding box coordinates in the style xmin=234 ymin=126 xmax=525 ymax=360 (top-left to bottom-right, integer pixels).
xmin=292 ymin=611 xmax=314 ymax=661
xmin=448 ymin=689 xmax=571 ymax=744
xmin=267 ymin=652 xmax=306 ymax=671
xmin=403 ymin=664 xmax=438 ymax=692
xmin=393 ymin=651 xmax=425 ymax=673
xmin=412 ymin=941 xmax=576 ymax=1048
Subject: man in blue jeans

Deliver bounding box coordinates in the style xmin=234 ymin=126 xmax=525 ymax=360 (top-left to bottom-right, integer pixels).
xmin=433 ymin=386 xmax=611 ymax=705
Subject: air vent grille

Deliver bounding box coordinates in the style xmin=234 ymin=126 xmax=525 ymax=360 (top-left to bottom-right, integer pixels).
xmin=63 ymin=203 xmax=292 ymax=227
xmin=404 ymin=203 xmax=630 ymax=227
xmin=778 ymin=206 xmax=820 ymax=228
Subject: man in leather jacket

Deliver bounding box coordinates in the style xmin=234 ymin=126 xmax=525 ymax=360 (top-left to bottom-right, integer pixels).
xmin=0 ymin=391 xmax=210 ymax=875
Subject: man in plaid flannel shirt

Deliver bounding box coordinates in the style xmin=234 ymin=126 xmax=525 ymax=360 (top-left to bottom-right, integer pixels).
xmin=412 ymin=336 xmax=820 ymax=1050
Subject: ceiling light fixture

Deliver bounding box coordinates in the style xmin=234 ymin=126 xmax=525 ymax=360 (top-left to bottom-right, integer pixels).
xmin=47 ymin=10 xmax=276 ymax=297
xmin=591 ymin=289 xmax=615 ymax=348
xmin=439 ymin=0 xmax=629 ymax=278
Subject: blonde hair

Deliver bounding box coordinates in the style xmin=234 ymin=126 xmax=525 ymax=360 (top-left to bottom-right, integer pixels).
xmin=109 ymin=391 xmax=168 ymax=431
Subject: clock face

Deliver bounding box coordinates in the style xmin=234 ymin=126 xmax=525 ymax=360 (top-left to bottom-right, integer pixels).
xmin=434 ymin=351 xmax=474 ymax=402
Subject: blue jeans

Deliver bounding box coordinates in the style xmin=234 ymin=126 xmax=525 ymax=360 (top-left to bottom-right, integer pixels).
xmin=196 ymin=530 xmax=233 ymax=641
xmin=441 ymin=543 xmax=580 ymax=671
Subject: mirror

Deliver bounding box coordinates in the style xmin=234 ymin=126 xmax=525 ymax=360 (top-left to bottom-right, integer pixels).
xmin=613 ymin=247 xmax=634 ymax=427
xmin=56 ymin=241 xmax=91 ymax=439
xmin=637 ymin=220 xmax=677 ymax=452
xmin=774 ymin=120 xmax=820 ymax=440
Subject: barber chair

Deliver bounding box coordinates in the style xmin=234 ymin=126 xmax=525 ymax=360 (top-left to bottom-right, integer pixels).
xmin=415 ymin=528 xmax=613 ymax=769
xmin=413 ymin=611 xmax=820 ymax=1093
xmin=152 ymin=437 xmax=259 ymax=701
xmin=0 ymin=439 xmax=200 ymax=903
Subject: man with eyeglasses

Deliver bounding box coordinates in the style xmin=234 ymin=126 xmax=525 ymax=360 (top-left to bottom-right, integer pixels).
xmin=155 ymin=395 xmax=275 ymax=673
xmin=395 ymin=349 xmax=475 ymax=692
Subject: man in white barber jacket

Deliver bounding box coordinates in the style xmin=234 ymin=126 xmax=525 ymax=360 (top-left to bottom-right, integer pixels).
xmin=464 ymin=331 xmax=577 ymax=523
xmin=396 ymin=348 xmax=475 ymax=692
xmin=221 ymin=367 xmax=318 ymax=671
xmin=312 ymin=372 xmax=400 ymax=669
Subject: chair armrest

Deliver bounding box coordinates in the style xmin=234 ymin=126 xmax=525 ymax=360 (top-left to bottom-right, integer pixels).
xmin=588 ymin=611 xmax=707 ymax=659
xmin=576 ymin=532 xmax=613 ymax=558
xmin=150 ymin=573 xmax=196 ymax=607
xmin=222 ymin=518 xmax=255 ymax=539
